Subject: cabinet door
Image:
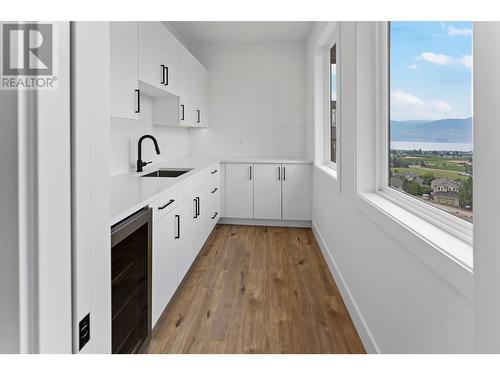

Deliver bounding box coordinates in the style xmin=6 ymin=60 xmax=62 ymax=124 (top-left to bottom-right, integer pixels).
xmin=253 ymin=163 xmax=282 ymax=220
xmin=282 ymin=164 xmax=312 ymax=221
xmin=176 ymin=197 xmax=196 ymax=283
xmin=138 ymin=22 xmax=165 ymax=90
xmin=192 ymin=60 xmax=208 ymax=127
xmin=179 ymin=50 xmax=196 ymax=126
xmin=225 ymin=163 xmax=254 ymax=218
xmin=110 ymin=22 xmax=138 ymax=119
xmin=152 ymin=210 xmax=179 ymax=327
xmin=162 ymin=29 xmax=182 ymax=96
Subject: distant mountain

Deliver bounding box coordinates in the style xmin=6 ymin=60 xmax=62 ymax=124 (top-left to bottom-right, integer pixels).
xmin=390 ymin=117 xmax=472 ymax=143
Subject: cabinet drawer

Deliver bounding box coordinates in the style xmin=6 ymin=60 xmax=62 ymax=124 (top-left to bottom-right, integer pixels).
xmin=205 ymin=163 xmax=218 ymax=178
xmin=151 ymin=190 xmax=178 ymax=222
xmin=207 ymin=178 xmax=220 ymax=222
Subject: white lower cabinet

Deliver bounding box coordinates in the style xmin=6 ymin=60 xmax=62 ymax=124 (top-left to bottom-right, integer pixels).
xmin=176 ymin=196 xmax=196 ymax=284
xmin=225 ymin=163 xmax=254 ymax=218
xmin=151 ymin=164 xmax=221 ymax=327
xmin=282 ymin=164 xmax=312 ymax=221
xmin=152 ymin=209 xmax=179 ymax=326
xmin=224 ymin=162 xmax=312 ymax=222
xmin=253 ymin=163 xmax=282 ymax=220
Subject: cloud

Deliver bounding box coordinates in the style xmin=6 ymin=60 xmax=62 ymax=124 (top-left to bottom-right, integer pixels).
xmin=448 ymin=26 xmax=472 ymax=36
xmin=418 ymin=52 xmax=472 ymax=69
xmin=430 ymin=100 xmax=452 ymax=112
xmin=391 ymin=90 xmax=425 ymax=106
xmin=408 ymin=64 xmax=418 ymax=69
xmin=460 ymin=54 xmax=472 ymax=68
xmin=420 ymin=52 xmax=455 ymax=65
xmin=391 ymin=89 xmax=454 ymax=120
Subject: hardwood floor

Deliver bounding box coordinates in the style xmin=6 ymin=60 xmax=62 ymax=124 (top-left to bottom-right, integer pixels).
xmin=145 ymin=224 xmax=366 ymax=354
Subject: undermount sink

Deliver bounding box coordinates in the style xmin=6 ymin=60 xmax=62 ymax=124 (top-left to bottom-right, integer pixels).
xmin=141 ymin=169 xmax=192 ymax=178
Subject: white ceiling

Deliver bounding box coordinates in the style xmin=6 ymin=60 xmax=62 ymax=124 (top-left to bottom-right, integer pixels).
xmin=165 ymin=21 xmax=312 ymax=44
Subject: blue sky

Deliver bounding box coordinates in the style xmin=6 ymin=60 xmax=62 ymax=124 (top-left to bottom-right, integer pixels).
xmin=390 ymin=21 xmax=472 ymax=121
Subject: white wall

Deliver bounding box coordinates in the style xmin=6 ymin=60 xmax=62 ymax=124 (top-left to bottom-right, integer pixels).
xmin=0 ymin=89 xmax=21 ymax=354
xmin=189 ymin=42 xmax=307 ymax=158
xmin=0 ymin=22 xmax=73 ymax=353
xmin=473 ymin=22 xmax=500 ymax=353
xmin=308 ymin=22 xmax=473 ymax=353
xmin=72 ymin=22 xmax=113 ymax=353
xmin=110 ymin=97 xmax=191 ymax=176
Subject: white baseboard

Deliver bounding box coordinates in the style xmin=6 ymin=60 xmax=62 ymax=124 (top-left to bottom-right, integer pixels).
xmin=218 ymin=217 xmax=312 ymax=228
xmin=312 ymin=222 xmax=380 ymax=354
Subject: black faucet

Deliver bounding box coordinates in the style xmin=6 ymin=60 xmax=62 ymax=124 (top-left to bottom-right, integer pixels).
xmin=137 ymin=135 xmax=161 ymax=172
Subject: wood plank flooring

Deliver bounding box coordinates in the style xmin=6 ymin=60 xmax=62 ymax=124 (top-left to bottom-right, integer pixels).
xmin=145 ymin=224 xmax=365 ymax=354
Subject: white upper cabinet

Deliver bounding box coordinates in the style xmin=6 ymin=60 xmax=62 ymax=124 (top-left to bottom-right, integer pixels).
xmin=253 ymin=163 xmax=282 ymax=220
xmin=138 ymin=22 xmax=165 ymax=91
xmin=113 ymin=21 xmax=209 ymax=127
xmin=225 ymin=163 xmax=254 ymax=219
xmin=282 ymin=164 xmax=312 ymax=221
xmin=162 ymin=30 xmax=182 ymax=96
xmin=110 ymin=22 xmax=138 ymax=120
xmin=193 ymin=60 xmax=209 ymax=127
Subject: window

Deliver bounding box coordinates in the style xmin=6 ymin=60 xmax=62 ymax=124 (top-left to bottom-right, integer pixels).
xmin=388 ymin=22 xmax=473 ymax=223
xmin=325 ymin=32 xmax=339 ymax=169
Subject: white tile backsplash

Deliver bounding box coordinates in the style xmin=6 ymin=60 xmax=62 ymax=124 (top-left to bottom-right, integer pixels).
xmin=110 ymin=96 xmax=191 ymax=176
xmin=189 ymin=126 xmax=306 ymax=158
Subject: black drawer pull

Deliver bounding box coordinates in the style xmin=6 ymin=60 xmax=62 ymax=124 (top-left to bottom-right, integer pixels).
xmin=211 ymin=188 xmax=218 ymax=194
xmin=135 ymin=89 xmax=140 ymax=114
xmin=175 ymin=214 xmax=180 ymax=239
xmin=211 ymin=169 xmax=218 ymax=174
xmin=211 ymin=212 xmax=218 ymax=220
xmin=161 ymin=64 xmax=165 ymax=85
xmin=158 ymin=199 xmax=175 ymax=210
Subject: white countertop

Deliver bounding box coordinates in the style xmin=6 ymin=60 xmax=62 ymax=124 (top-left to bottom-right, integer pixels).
xmin=220 ymin=157 xmax=312 ymax=164
xmin=110 ymin=157 xmax=220 ymax=225
xmin=110 ymin=156 xmax=312 ymax=225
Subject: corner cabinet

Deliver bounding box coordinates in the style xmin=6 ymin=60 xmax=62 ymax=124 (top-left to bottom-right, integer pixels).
xmin=224 ymin=162 xmax=312 ymax=222
xmin=225 ymin=163 xmax=254 ymax=218
xmin=110 ymin=22 xmax=209 ymax=128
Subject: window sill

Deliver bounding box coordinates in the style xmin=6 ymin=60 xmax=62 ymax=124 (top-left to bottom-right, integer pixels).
xmin=315 ymin=163 xmax=338 ymax=180
xmin=354 ymin=192 xmax=473 ymax=300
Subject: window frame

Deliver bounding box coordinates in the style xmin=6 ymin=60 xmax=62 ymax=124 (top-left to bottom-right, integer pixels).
xmin=323 ymin=30 xmax=340 ymax=172
xmin=374 ymin=22 xmax=473 ymax=245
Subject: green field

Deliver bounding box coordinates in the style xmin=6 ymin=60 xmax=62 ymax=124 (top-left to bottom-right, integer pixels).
xmin=391 ymin=166 xmax=469 ymax=181
xmin=390 ymin=152 xmax=472 ymax=181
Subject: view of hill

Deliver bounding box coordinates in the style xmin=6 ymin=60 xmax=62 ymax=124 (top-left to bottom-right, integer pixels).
xmin=390 ymin=117 xmax=472 ymax=143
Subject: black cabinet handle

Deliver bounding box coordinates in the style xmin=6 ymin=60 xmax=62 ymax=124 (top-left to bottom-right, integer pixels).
xmin=282 ymin=166 xmax=286 ymax=181
xmin=278 ymin=166 xmax=281 ymax=181
xmin=196 ymin=110 xmax=200 ymax=123
xmin=211 ymin=212 xmax=218 ymax=220
xmin=196 ymin=197 xmax=200 ymax=216
xmin=193 ymin=198 xmax=197 ymax=218
xmin=180 ymin=104 xmax=185 ymax=121
xmin=135 ymin=89 xmax=140 ymax=114
xmin=211 ymin=169 xmax=218 ymax=174
xmin=175 ymin=214 xmax=180 ymax=239
xmin=249 ymin=166 xmax=252 ymax=180
xmin=211 ymin=188 xmax=218 ymax=194
xmin=165 ymin=66 xmax=169 ymax=86
xmin=158 ymin=199 xmax=175 ymax=210
xmin=161 ymin=64 xmax=165 ymax=85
